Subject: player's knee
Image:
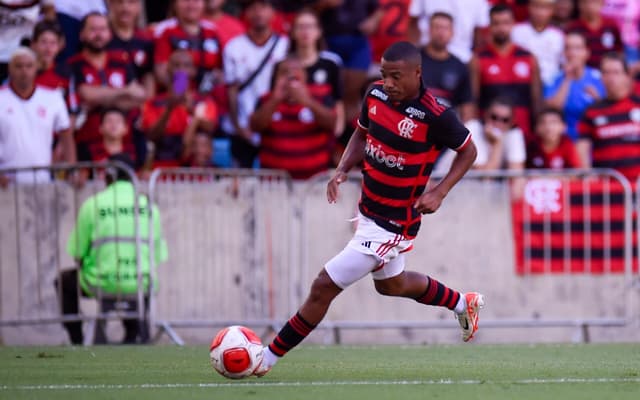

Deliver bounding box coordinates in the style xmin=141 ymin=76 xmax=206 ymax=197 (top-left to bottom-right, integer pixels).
xmin=308 ymin=272 xmax=340 ymax=304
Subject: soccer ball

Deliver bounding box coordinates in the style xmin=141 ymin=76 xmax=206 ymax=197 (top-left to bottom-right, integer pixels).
xmin=209 ymin=325 xmax=264 ymax=379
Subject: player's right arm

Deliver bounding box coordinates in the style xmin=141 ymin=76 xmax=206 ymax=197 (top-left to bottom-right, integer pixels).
xmin=327 ymin=125 xmax=367 ymax=204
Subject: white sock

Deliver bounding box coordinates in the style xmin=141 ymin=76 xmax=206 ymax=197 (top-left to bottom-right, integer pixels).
xmin=454 ymin=294 xmax=467 ymax=314
xmin=262 ymin=346 xmax=279 ymax=368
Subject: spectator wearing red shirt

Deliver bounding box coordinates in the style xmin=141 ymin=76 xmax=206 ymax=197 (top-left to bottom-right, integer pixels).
xmin=106 ymin=0 xmax=156 ymax=96
xmin=470 ymin=4 xmax=542 ymax=138
xmin=369 ymin=0 xmax=411 ymax=64
xmin=204 ymin=0 xmax=245 ymax=46
xmin=153 ymin=0 xmax=223 ymax=92
xmin=565 ymin=0 xmax=624 ymax=69
xmin=141 ymin=49 xmax=218 ymax=167
xmin=31 ymin=21 xmax=69 ymax=93
xmin=250 ymin=56 xmax=337 ymax=179
xmin=78 ymin=107 xmax=137 ymax=163
xmin=67 ymin=13 xmax=148 ymax=151
xmin=526 ymin=108 xmax=582 ymax=169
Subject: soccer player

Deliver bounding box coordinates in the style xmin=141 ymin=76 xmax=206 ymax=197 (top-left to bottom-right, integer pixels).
xmin=253 ymin=41 xmax=484 ymax=377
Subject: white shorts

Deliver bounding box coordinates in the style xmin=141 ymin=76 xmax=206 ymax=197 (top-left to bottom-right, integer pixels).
xmin=324 ymin=213 xmax=414 ymax=289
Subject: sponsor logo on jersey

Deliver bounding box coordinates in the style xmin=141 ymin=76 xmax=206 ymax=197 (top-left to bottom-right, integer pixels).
xmin=397 ymin=117 xmax=417 ymax=139
xmin=365 ymin=138 xmax=405 ymax=170
xmin=405 ymin=106 xmax=425 ymax=120
xmin=371 ymin=88 xmax=388 ymax=101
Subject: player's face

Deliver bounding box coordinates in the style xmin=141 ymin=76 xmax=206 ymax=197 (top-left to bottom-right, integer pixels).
xmin=536 ymin=113 xmax=565 ymax=144
xmin=108 ymin=0 xmax=141 ymax=27
xmin=245 ymin=2 xmax=274 ymax=31
xmin=100 ymin=112 xmax=128 ymax=139
xmin=428 ymin=16 xmax=453 ymax=50
xmin=380 ymin=59 xmax=421 ymax=102
xmin=529 ymin=0 xmax=554 ymax=26
xmin=8 ymin=55 xmax=37 ymax=90
xmin=176 ymin=0 xmax=204 ymax=23
xmin=32 ymin=31 xmax=63 ymax=64
xmin=292 ymin=12 xmax=321 ymax=49
xmin=564 ymin=34 xmax=589 ymax=65
xmin=489 ymin=11 xmax=514 ymax=46
xmin=601 ymin=58 xmax=630 ymax=99
xmin=81 ymin=15 xmax=112 ymax=52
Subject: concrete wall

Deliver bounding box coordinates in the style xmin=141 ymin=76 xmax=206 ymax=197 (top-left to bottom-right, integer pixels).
xmin=1 ymin=176 xmax=638 ymax=345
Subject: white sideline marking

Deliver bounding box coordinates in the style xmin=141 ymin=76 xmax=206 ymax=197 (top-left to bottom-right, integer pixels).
xmin=1 ymin=377 xmax=640 ymax=390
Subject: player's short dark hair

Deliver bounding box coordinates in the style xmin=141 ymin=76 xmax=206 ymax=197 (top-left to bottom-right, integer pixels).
xmin=382 ymin=41 xmax=421 ymax=66
xmin=430 ymin=11 xmax=454 ymax=24
xmin=100 ymin=107 xmax=127 ymax=123
xmin=79 ymin=11 xmax=107 ymax=33
xmin=33 ymin=20 xmax=63 ymax=41
xmin=490 ymin=4 xmax=514 ymax=17
xmin=536 ymin=107 xmax=565 ymax=124
xmin=601 ymin=51 xmax=629 ymax=74
xmin=565 ymin=29 xmax=587 ymax=44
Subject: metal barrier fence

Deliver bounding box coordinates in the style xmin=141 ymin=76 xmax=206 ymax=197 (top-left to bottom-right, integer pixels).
xmin=1 ymin=166 xmax=638 ymax=345
xmin=147 ymin=169 xmax=295 ymax=345
xmin=299 ymin=169 xmax=636 ymax=343
xmin=0 ymin=162 xmax=147 ymax=345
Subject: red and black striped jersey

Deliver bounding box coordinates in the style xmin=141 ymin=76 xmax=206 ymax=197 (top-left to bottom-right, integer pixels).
xmin=258 ymin=85 xmax=335 ymax=180
xmin=154 ymin=18 xmax=222 ymax=84
xmin=577 ymin=95 xmax=640 ymax=182
xmin=565 ymin=18 xmax=623 ymax=69
xmin=108 ymin=28 xmax=154 ymax=80
xmin=525 ymin=135 xmax=582 ymax=170
xmin=476 ymin=44 xmax=536 ymax=137
xmin=67 ymin=51 xmax=136 ymax=146
xmin=357 ymin=82 xmax=471 ymax=238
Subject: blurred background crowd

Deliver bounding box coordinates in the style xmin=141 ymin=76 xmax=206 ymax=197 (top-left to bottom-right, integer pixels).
xmin=1 ymin=0 xmax=640 ymax=183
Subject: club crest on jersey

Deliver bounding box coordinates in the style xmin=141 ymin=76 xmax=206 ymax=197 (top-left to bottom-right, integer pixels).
xmin=513 ymin=61 xmax=530 ymax=78
xmin=629 ymin=108 xmax=640 ymax=123
xmin=405 ymin=106 xmax=425 ymax=120
xmin=398 ymin=117 xmax=418 ymax=139
xmin=371 ymin=88 xmax=388 ymax=101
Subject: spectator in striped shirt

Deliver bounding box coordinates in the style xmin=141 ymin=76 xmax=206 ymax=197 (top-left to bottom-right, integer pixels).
xmin=577 ymin=52 xmax=640 ymax=182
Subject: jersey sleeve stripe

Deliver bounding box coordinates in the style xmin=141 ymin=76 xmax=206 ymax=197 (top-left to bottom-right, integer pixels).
xmin=454 ymin=132 xmax=473 ymax=152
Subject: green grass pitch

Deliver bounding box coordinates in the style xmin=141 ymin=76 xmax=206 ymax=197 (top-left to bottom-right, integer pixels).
xmin=1 ymin=344 xmax=639 ymax=400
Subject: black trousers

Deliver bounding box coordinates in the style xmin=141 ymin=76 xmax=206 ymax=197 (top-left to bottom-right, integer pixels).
xmin=55 ymin=270 xmax=149 ymax=345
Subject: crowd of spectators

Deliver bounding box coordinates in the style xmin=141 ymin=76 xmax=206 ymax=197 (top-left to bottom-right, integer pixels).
xmin=0 ymin=0 xmax=639 ymax=184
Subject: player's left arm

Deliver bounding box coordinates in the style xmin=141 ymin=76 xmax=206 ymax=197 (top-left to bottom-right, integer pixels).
xmin=414 ymin=110 xmax=477 ymax=214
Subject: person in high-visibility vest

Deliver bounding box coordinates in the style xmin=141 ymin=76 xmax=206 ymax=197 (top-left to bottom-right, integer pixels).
xmin=58 ymin=153 xmax=168 ymax=344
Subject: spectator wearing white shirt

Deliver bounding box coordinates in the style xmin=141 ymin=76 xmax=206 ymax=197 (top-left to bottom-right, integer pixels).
xmin=222 ymin=0 xmax=288 ymax=167
xmin=407 ymin=0 xmax=490 ymax=63
xmin=472 ymin=96 xmax=526 ymax=171
xmin=512 ymin=0 xmax=565 ymax=86
xmin=0 ymin=47 xmax=75 ymax=185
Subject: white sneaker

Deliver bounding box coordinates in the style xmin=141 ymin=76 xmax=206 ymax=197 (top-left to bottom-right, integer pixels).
xmin=457 ymin=292 xmax=485 ymax=342
xmin=252 ymin=358 xmax=271 ymax=377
